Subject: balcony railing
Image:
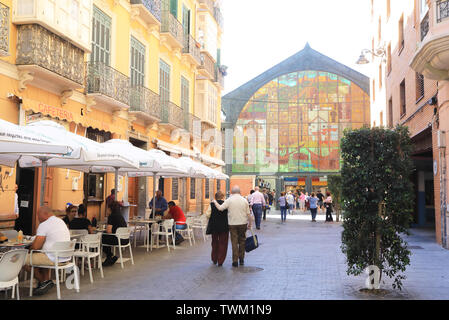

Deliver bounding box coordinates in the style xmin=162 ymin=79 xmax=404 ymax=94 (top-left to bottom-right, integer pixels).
xmin=214 ymin=6 xmax=224 ymax=30
xmin=437 ymin=0 xmax=449 ymax=23
xmin=182 ymin=33 xmax=202 ymax=64
xmin=86 ymin=61 xmax=130 ymax=106
xmin=16 ymin=24 xmax=84 ymax=85
xmin=214 ymin=65 xmax=224 ymax=88
xmin=0 ymin=3 xmax=9 ymax=56
xmin=129 ymin=85 xmax=161 ymax=119
xmin=187 ymin=113 xmax=201 ymax=136
xmin=421 ymin=12 xmax=429 ymax=41
xmin=130 ymin=0 xmax=161 ymax=22
xmin=199 ymin=0 xmax=214 ymax=13
xmin=161 ymin=10 xmax=184 ymax=46
xmin=199 ymin=52 xmax=215 ymax=78
xmin=161 ymin=101 xmax=184 ymax=128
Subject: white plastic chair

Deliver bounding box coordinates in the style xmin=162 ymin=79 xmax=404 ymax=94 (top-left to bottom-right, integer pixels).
xmin=0 ymin=249 xmax=27 ymax=300
xmin=130 ymin=216 xmax=146 ymax=248
xmin=102 ymin=227 xmax=134 ymax=269
xmin=74 ymin=233 xmax=104 ymax=283
xmin=191 ymin=215 xmax=209 ymax=242
xmin=178 ymin=217 xmax=196 ymax=246
xmin=29 ymin=239 xmax=80 ymax=300
xmin=150 ymin=219 xmax=175 ymax=252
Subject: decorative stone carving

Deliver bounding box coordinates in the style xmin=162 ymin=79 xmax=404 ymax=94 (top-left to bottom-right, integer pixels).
xmin=86 ymin=96 xmax=96 ymax=113
xmin=60 ymin=90 xmax=73 ymax=105
xmin=18 ymin=70 xmax=34 ymax=92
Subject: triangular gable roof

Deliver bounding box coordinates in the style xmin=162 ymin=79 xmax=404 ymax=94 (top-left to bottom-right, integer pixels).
xmin=222 ymin=43 xmax=370 ymax=127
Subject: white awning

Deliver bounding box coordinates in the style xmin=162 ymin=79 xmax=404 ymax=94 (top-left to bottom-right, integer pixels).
xmin=201 ymin=154 xmax=225 ymax=167
xmin=154 ymin=139 xmax=199 ymax=158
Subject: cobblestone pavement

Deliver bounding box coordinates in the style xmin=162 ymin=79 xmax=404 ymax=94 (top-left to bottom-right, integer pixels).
xmin=15 ymin=210 xmax=449 ymax=300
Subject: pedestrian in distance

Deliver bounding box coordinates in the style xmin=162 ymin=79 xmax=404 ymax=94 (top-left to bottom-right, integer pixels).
xmin=206 ymin=191 xmax=229 ymax=267
xmin=286 ymin=191 xmax=295 ymax=215
xmin=249 ymin=187 xmax=266 ymax=230
xmin=278 ymin=192 xmax=288 ymax=223
xmin=262 ymin=188 xmax=269 ymax=221
xmin=324 ymin=192 xmax=334 ymax=222
xmin=316 ymin=190 xmax=325 ymax=214
xmin=299 ymin=191 xmax=306 ymax=212
xmin=309 ymin=193 xmax=319 ymax=222
xmin=213 ymin=186 xmax=252 ymax=268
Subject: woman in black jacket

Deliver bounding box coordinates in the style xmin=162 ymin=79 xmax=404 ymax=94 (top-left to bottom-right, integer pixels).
xmin=206 ymin=191 xmax=229 ymax=267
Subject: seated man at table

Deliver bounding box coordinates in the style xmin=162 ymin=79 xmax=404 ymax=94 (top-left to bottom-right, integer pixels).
xmin=69 ymin=205 xmax=94 ymax=234
xmin=62 ymin=205 xmax=77 ymax=226
xmin=149 ymin=190 xmax=168 ymax=218
xmin=102 ymin=201 xmax=128 ymax=267
xmin=163 ymin=201 xmax=186 ymax=244
xmin=23 ymin=206 xmax=71 ymax=296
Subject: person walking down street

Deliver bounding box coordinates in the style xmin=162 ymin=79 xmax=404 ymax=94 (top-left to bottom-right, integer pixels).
xmin=268 ymin=190 xmax=274 ymax=206
xmin=206 ymin=191 xmax=229 ymax=267
xmin=286 ymin=191 xmax=295 ymax=215
xmin=278 ymin=192 xmax=287 ymax=223
xmin=213 ymin=186 xmax=252 ymax=268
xmin=324 ymin=192 xmax=334 ymax=222
xmin=262 ymin=188 xmax=269 ymax=221
xmin=309 ymin=193 xmax=319 ymax=222
xmin=250 ymin=187 xmax=266 ymax=230
xmin=299 ymin=191 xmax=306 ymax=212
xmin=316 ymin=190 xmax=325 ymax=214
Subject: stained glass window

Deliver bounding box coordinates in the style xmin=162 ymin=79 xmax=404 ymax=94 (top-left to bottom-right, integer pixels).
xmin=232 ymin=71 xmax=370 ymax=174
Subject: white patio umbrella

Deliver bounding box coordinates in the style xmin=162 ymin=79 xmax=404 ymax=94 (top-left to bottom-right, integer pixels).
xmin=19 ymin=121 xmax=139 ymax=206
xmin=88 ymin=140 xmax=190 ymax=214
xmin=0 ymin=118 xmax=73 ymax=167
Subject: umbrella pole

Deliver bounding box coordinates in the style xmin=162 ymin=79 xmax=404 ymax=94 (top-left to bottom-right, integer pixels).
xmin=152 ymin=172 xmax=157 ymax=219
xmin=115 ymin=167 xmax=119 ymax=200
xmin=39 ymin=159 xmax=48 ymax=207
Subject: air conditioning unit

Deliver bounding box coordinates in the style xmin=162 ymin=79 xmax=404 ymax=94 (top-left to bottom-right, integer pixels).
xmin=438 ymin=130 xmax=446 ymax=148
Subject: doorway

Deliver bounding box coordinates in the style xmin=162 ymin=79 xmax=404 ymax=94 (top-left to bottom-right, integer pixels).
xmin=15 ymin=167 xmax=35 ymax=235
xmin=128 ymin=137 xmax=148 ymax=218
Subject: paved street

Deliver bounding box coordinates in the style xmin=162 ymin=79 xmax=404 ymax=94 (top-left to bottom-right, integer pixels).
xmin=14 ymin=210 xmax=449 ymax=300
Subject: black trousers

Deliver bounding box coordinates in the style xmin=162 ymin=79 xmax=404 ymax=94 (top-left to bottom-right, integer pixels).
xmin=102 ymin=234 xmax=129 ymax=258
xmin=325 ymin=208 xmax=333 ymax=222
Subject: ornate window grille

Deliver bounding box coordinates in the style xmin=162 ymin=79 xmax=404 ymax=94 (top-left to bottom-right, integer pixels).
xmin=437 ymin=0 xmax=449 ymax=23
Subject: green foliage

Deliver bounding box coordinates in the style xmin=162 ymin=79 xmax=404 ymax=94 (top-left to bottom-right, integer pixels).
xmin=327 ymin=175 xmax=342 ymax=221
xmin=340 ymin=126 xmax=414 ymax=290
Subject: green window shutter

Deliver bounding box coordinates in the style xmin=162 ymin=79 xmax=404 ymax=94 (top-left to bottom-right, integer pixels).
xmin=130 ymin=36 xmax=145 ymax=87
xmin=182 ymin=5 xmax=190 ymax=35
xmin=92 ymin=6 xmax=111 ymax=65
xmin=159 ymin=59 xmax=171 ymax=112
xmin=170 ymin=0 xmax=178 ymax=18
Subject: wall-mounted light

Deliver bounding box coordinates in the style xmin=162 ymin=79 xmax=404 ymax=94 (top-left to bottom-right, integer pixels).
xmin=356 ymin=46 xmax=386 ymax=65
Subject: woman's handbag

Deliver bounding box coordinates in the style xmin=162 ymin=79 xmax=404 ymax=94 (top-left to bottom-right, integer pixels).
xmin=245 ymin=228 xmax=259 ymax=252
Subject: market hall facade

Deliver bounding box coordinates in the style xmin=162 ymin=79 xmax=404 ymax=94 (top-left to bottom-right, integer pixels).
xmin=221 ymin=44 xmax=370 ymax=198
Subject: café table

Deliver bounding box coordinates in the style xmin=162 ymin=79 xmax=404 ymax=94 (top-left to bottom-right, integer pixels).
xmin=0 ymin=239 xmax=33 ymax=258
xmin=128 ymin=218 xmax=162 ymax=252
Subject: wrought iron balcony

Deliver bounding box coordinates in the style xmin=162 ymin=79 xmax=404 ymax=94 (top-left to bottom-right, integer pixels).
xmin=0 ymin=3 xmax=9 ymax=56
xmin=437 ymin=0 xmax=449 ymax=23
xmin=214 ymin=6 xmax=224 ymax=30
xmin=198 ymin=0 xmax=214 ymax=13
xmin=214 ymin=65 xmax=225 ymax=89
xmin=182 ymin=34 xmax=201 ymax=65
xmin=129 ymin=85 xmax=161 ymax=120
xmin=130 ymin=0 xmax=161 ymax=25
xmin=187 ymin=113 xmax=201 ymax=136
xmin=421 ymin=12 xmax=429 ymax=41
xmin=198 ymin=52 xmax=215 ymax=79
xmin=160 ymin=11 xmax=184 ymax=48
xmin=86 ymin=61 xmax=130 ymax=107
xmin=16 ymin=24 xmax=84 ymax=86
xmin=160 ymin=101 xmax=184 ymax=129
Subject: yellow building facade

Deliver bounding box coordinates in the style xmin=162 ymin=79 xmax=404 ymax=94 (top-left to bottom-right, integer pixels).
xmin=0 ymin=0 xmax=226 ymax=234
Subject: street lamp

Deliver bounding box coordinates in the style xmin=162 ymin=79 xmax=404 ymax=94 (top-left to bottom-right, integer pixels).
xmin=356 ymin=46 xmax=386 ymax=65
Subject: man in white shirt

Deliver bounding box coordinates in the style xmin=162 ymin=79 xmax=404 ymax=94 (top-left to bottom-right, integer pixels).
xmin=286 ymin=191 xmax=295 ymax=215
xmin=250 ymin=187 xmax=266 ymax=230
xmin=213 ymin=186 xmax=252 ymax=267
xmin=23 ymin=206 xmax=71 ymax=296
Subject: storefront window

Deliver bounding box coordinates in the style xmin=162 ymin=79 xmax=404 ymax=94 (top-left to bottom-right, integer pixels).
xmin=88 ymin=173 xmax=104 ymax=200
